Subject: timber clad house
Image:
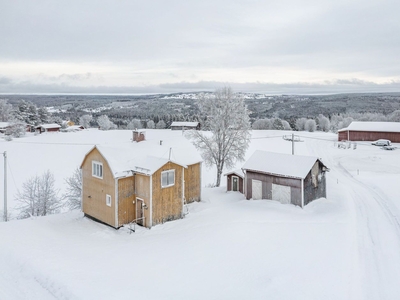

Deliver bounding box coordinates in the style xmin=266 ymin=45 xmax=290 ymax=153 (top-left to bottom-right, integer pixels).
xmin=338 ymin=121 xmax=400 ymax=143
xmin=80 ymin=134 xmax=202 ymax=229
xmin=241 ymin=151 xmax=328 ymax=207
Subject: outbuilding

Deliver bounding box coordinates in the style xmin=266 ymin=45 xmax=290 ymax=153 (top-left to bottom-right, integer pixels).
xmin=224 ymin=170 xmax=244 ymax=193
xmin=242 ymin=150 xmax=328 ymax=207
xmin=170 ymin=122 xmax=200 ymax=131
xmin=35 ymin=123 xmax=61 ymax=134
xmin=338 ymin=121 xmax=400 ymax=143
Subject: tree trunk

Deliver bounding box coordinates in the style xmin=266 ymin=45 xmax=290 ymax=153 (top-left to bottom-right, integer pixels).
xmin=216 ymin=168 xmax=222 ymax=187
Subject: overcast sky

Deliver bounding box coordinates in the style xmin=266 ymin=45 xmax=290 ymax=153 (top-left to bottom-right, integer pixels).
xmin=1 ymin=0 xmax=400 ymax=94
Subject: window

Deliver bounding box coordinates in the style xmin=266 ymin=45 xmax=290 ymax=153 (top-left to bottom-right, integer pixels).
xmin=106 ymin=194 xmax=112 ymax=207
xmin=92 ymin=161 xmax=103 ymax=179
xmin=161 ymin=170 xmax=175 ymax=188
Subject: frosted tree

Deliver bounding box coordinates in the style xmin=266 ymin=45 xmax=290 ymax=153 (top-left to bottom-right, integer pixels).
xmin=0 ymin=100 xmax=13 ymax=122
xmin=15 ymin=170 xmax=62 ymax=219
xmin=281 ymin=120 xmax=292 ymax=130
xmin=188 ymin=87 xmax=251 ymax=187
xmin=79 ymin=114 xmax=92 ymax=128
xmin=389 ymin=110 xmax=400 ymax=122
xmin=6 ymin=118 xmax=26 ymax=138
xmin=64 ymin=168 xmax=82 ymax=210
xmin=317 ymin=114 xmax=330 ymax=132
xmin=37 ymin=107 xmax=50 ymax=124
xmin=295 ymin=118 xmax=307 ymax=131
xmin=156 ymin=120 xmax=166 ymax=129
xmin=147 ymin=120 xmax=155 ymax=129
xmin=97 ymin=115 xmax=115 ymax=130
xmin=127 ymin=119 xmax=142 ymax=130
xmin=304 ymin=119 xmax=316 ymax=132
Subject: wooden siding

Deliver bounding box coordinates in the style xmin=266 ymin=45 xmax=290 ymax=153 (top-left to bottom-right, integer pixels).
xmin=82 ymin=148 xmax=116 ymax=227
xmin=303 ymin=161 xmax=327 ymax=206
xmin=117 ymin=176 xmax=136 ymax=226
xmin=184 ymin=163 xmax=202 ymax=203
xmin=245 ymin=171 xmax=302 ymax=206
xmin=151 ymin=162 xmax=184 ymax=226
xmin=227 ymin=174 xmax=244 ymax=193
xmin=338 ymin=130 xmax=400 ymax=142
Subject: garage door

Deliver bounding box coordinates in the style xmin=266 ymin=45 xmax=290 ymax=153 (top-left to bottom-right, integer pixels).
xmin=252 ymin=180 xmax=262 ymax=200
xmin=272 ymin=184 xmax=291 ymax=204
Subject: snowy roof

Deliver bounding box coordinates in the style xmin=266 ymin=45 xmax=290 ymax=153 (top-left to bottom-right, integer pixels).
xmin=338 ymin=121 xmax=400 ymax=133
xmin=36 ymin=123 xmax=61 ymax=129
xmin=81 ymin=134 xmax=202 ymax=178
xmin=242 ymin=150 xmax=325 ymax=179
xmin=224 ymin=169 xmax=244 ymax=178
xmin=0 ymin=122 xmax=10 ymax=128
xmin=170 ymin=122 xmax=199 ymax=127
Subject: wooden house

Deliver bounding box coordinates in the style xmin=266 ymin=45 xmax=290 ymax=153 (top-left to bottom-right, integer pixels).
xmin=170 ymin=122 xmax=200 ymax=131
xmin=224 ymin=170 xmax=244 ymax=193
xmin=80 ymin=137 xmax=202 ymax=229
xmin=242 ymin=150 xmax=328 ymax=207
xmin=338 ymin=121 xmax=400 ymax=143
xmin=0 ymin=122 xmax=10 ymax=134
xmin=35 ymin=123 xmax=61 ymax=134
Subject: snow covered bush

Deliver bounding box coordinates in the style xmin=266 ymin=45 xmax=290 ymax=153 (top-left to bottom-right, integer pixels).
xmin=156 ymin=120 xmax=166 ymax=129
xmin=97 ymin=115 xmax=116 ymax=130
xmin=146 ymin=120 xmax=155 ymax=129
xmin=304 ymin=119 xmax=316 ymax=132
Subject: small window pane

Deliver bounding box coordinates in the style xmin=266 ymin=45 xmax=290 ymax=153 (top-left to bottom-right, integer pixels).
xmin=168 ymin=171 xmax=174 ymax=185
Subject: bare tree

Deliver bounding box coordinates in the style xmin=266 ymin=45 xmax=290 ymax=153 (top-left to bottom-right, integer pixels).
xmin=188 ymin=87 xmax=250 ymax=187
xmin=15 ymin=170 xmax=62 ymax=219
xmin=64 ymin=168 xmax=82 ymax=210
xmin=79 ymin=114 xmax=92 ymax=128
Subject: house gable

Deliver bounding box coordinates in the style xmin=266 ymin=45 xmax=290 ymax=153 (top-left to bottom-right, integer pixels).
xmin=81 ymin=147 xmax=117 ymax=227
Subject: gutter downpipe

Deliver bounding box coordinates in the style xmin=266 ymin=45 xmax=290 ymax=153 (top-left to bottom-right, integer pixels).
xmin=149 ymin=175 xmax=153 ymax=229
xmin=115 ymin=178 xmax=119 ymax=228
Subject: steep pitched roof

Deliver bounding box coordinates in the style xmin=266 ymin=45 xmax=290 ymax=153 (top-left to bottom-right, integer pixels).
xmin=80 ymin=134 xmax=202 ymax=178
xmin=242 ymin=150 xmax=326 ymax=179
xmin=338 ymin=121 xmax=400 ymax=133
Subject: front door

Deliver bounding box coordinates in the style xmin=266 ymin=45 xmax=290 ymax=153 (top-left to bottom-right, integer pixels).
xmin=136 ymin=198 xmax=144 ymax=226
xmin=232 ymin=176 xmax=239 ymax=191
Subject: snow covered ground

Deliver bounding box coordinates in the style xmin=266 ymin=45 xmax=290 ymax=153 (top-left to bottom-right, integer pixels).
xmin=0 ymin=129 xmax=400 ymax=299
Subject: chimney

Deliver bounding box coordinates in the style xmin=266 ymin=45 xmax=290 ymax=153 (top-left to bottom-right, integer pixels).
xmin=133 ymin=130 xmax=145 ymax=142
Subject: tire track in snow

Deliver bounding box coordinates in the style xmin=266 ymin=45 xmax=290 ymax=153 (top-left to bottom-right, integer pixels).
xmin=307 ymin=138 xmax=400 ymax=300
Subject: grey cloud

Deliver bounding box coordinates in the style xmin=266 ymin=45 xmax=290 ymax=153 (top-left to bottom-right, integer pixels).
xmin=0 ymin=77 xmax=12 ymax=85
xmin=1 ymin=79 xmax=400 ymax=95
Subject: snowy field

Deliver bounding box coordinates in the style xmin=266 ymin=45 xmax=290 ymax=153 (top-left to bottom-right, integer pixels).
xmin=0 ymin=129 xmax=400 ymax=299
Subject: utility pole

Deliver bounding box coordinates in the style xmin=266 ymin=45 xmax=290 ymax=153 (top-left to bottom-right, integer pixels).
xmin=3 ymin=151 xmax=7 ymax=222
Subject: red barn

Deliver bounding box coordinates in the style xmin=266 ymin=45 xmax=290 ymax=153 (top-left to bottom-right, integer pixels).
xmin=338 ymin=122 xmax=400 ymax=142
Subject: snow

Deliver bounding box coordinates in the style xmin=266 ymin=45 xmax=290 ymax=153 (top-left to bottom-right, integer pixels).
xmin=338 ymin=121 xmax=400 ymax=133
xmin=242 ymin=150 xmax=323 ymax=179
xmin=170 ymin=121 xmax=199 ymax=127
xmin=0 ymin=129 xmax=400 ymax=299
xmin=36 ymin=123 xmax=61 ymax=129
